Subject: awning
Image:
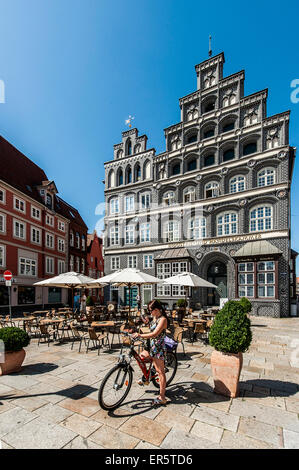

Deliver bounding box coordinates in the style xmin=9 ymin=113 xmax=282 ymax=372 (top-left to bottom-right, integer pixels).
xmin=233 ymin=240 xmax=282 ymax=258
xmin=156 ymin=247 xmax=191 ymax=260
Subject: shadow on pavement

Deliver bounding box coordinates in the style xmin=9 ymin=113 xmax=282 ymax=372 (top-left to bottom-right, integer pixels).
xmin=240 ymin=379 xmax=298 ymax=397
xmin=17 ymin=363 xmax=59 ymax=375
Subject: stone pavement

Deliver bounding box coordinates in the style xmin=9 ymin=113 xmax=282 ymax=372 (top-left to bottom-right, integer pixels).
xmin=0 ymin=316 xmax=299 ymax=449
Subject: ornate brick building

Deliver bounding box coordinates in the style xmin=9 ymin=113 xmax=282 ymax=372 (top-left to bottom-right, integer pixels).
xmin=103 ymin=52 xmax=296 ymax=317
xmin=86 ymin=230 xmax=104 ymax=303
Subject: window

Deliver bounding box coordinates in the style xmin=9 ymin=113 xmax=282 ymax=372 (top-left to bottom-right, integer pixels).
xmin=243 ymin=142 xmax=257 ymax=156
xmin=110 ymin=198 xmax=119 ymax=214
xmin=203 ymin=100 xmax=216 ymax=113
xmin=46 ymin=233 xmax=54 ymax=249
xmin=45 ymin=257 xmax=54 ymax=274
xmin=238 ymin=262 xmax=254 ymax=297
xmin=70 ymin=231 xmax=74 ymax=247
xmin=257 ymin=168 xmax=275 ymax=187
xmin=143 ymin=255 xmax=153 ymax=269
xmin=217 ymin=212 xmax=238 ymax=236
xmin=117 ymin=149 xmax=123 ymax=159
xmin=163 ymin=191 xmax=175 ymax=206
xmin=46 ymin=194 xmax=53 ymax=209
xmin=164 ymin=221 xmax=179 ymax=242
xmin=230 ymin=175 xmax=245 ymax=193
xmin=81 ymin=258 xmax=85 ymax=274
xmin=108 ymin=170 xmax=115 ymax=188
xmin=14 ymin=220 xmax=26 ymax=239
xmin=257 ymin=261 xmax=275 ymax=297
xmin=128 ymin=255 xmax=137 ymax=268
xmin=205 ymin=181 xmax=219 ymax=198
xmin=187 ymin=159 xmax=197 ymax=172
xmin=76 ymin=257 xmax=80 ymax=272
xmin=203 ymin=128 xmax=215 ymax=139
xmin=125 ymin=195 xmax=134 ymax=212
xmin=222 ymin=121 xmax=235 ymax=133
xmin=157 ymin=261 xmax=188 ymax=297
xmin=0 ymin=213 xmax=6 ymax=233
xmin=126 ymin=139 xmax=132 ymax=156
xmin=118 ymin=170 xmax=123 ymax=186
xmin=250 ymin=206 xmax=273 ymax=232
xmin=31 ymin=206 xmax=41 ymax=220
xmin=125 ymin=225 xmax=134 ymax=244
xmin=14 ymin=197 xmax=25 ymax=213
xmin=135 ymin=165 xmax=141 ymax=182
xmin=46 ymin=214 xmax=54 ymax=226
xmin=110 ymin=226 xmax=119 ymax=245
xmin=141 ymin=193 xmax=151 ymax=210
xmin=82 ymin=235 xmax=86 ymax=251
xmin=183 ymin=187 xmax=195 ymax=203
xmin=70 ymin=255 xmax=74 ymax=271
xmin=0 ymin=245 xmax=5 ymax=267
xmin=203 ymin=154 xmax=215 ymax=167
xmin=0 ymin=189 xmax=5 ymax=204
xmin=186 ymin=105 xmax=198 ymax=121
xmin=111 ymin=256 xmax=120 ymax=270
xmin=170 ymin=135 xmax=181 ymax=151
xmin=18 ymin=286 xmax=35 ymax=304
xmin=223 ymin=148 xmax=235 ymax=162
xmin=188 ymin=217 xmax=206 ymax=239
xmin=58 ymin=238 xmax=65 ymax=252
xmin=48 ymin=287 xmax=62 ymax=303
xmin=140 ymin=223 xmax=150 ymax=242
xmin=31 ymin=227 xmax=41 ymax=244
xmin=58 ymin=220 xmax=65 ymax=232
xmin=126 ymin=167 xmax=132 ymax=184
xmin=58 ymin=260 xmax=65 ymax=274
xmin=172 ymin=163 xmax=181 ymax=176
xmin=144 ymin=161 xmax=151 ymax=179
xmin=76 ymin=232 xmax=80 ymax=248
xmin=20 ymin=257 xmax=37 ymax=276
xmin=186 ymin=133 xmax=197 ymax=145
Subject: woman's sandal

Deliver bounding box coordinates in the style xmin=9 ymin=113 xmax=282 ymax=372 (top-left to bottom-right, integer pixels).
xmin=152 ymin=397 xmax=167 ymax=406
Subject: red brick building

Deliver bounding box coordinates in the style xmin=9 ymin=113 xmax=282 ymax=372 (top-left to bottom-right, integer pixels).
xmin=0 ymin=136 xmax=88 ymax=312
xmin=86 ymin=230 xmax=104 ymax=303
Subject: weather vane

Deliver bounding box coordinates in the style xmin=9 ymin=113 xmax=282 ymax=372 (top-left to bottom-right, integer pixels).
xmin=125 ymin=115 xmax=135 ymax=128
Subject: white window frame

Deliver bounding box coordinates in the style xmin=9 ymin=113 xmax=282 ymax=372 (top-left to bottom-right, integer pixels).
xmin=250 ymin=205 xmax=273 ymax=232
xmin=110 ymin=226 xmax=119 ymax=245
xmin=46 ymin=232 xmax=55 ymax=249
xmin=69 ymin=255 xmax=74 ymax=271
xmin=76 ymin=257 xmax=80 ymax=272
xmin=58 ymin=238 xmax=65 ymax=253
xmin=125 ymin=195 xmax=134 ymax=213
xmin=183 ymin=187 xmax=195 ymax=203
xmin=0 ymin=188 xmax=6 ymax=205
xmin=58 ymin=220 xmax=65 ymax=232
xmin=143 ymin=254 xmax=153 ymax=269
xmin=125 ymin=225 xmax=134 ymax=245
xmin=31 ymin=206 xmax=41 ymax=221
xmin=31 ymin=226 xmax=41 ymax=245
xmin=257 ymin=168 xmax=275 ymax=187
xmin=0 ymin=244 xmax=6 ymax=267
xmin=217 ymin=212 xmax=238 ymax=236
xmin=205 ymin=181 xmax=219 ymax=198
xmin=19 ymin=257 xmax=37 ymax=276
xmin=45 ymin=256 xmax=54 ymax=275
xmin=14 ymin=196 xmax=26 ymax=214
xmin=188 ymin=217 xmax=206 ymax=240
xmin=76 ymin=233 xmax=80 ymax=249
xmin=46 ymin=214 xmax=54 ymax=227
xmin=13 ymin=219 xmax=26 ymax=240
xmin=141 ymin=193 xmax=151 ymax=210
xmin=111 ymin=256 xmax=120 ymax=270
xmin=0 ymin=213 xmax=6 ymax=234
xmin=70 ymin=231 xmax=74 ymax=247
xmin=128 ymin=255 xmax=137 ymax=268
xmin=58 ymin=260 xmax=65 ymax=274
xmin=229 ymin=175 xmax=246 ymax=193
xmin=110 ymin=198 xmax=119 ymax=215
xmin=82 ymin=236 xmax=86 ymax=251
xmin=163 ymin=191 xmax=175 ymax=206
xmin=140 ymin=223 xmax=150 ymax=243
xmin=164 ymin=220 xmax=180 ymax=242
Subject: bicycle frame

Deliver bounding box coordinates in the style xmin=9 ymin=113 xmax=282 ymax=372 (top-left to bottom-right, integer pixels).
xmin=119 ymin=341 xmax=156 ymax=383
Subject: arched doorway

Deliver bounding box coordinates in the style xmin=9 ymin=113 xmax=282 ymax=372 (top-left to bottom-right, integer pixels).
xmin=207 ymin=261 xmax=227 ymax=306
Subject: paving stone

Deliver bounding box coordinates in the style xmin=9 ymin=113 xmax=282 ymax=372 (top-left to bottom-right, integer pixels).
xmin=220 ymin=430 xmax=275 ymax=449
xmin=190 ymin=420 xmax=223 ymax=443
xmin=0 ymin=374 xmax=39 ymax=390
xmin=135 ymin=440 xmax=159 ymax=449
xmin=59 ymin=396 xmax=100 ymax=417
xmin=238 ymin=417 xmax=283 ymax=447
xmin=229 ymin=400 xmax=299 ymax=433
xmin=190 ymin=404 xmax=239 ymax=432
xmin=63 ymin=435 xmax=104 ymax=449
xmin=160 ymin=428 xmax=222 ymax=449
xmin=89 ymin=424 xmax=139 ymax=449
xmin=0 ymin=407 xmax=37 ymax=438
xmin=0 ymin=401 xmax=14 ymax=414
xmin=285 ymin=398 xmax=299 ymax=413
xmin=119 ymin=415 xmax=170 ymax=446
xmin=0 ymin=383 xmax=17 ymax=396
xmin=155 ymin=408 xmax=195 ymax=433
xmin=61 ymin=413 xmax=102 ymax=438
xmin=22 ymin=383 xmax=67 ymax=404
xmin=283 ymin=429 xmax=299 ymax=449
xmin=242 ymin=391 xmax=286 ymax=410
xmin=91 ymin=407 xmax=132 ymax=429
xmin=186 ymin=389 xmax=231 ymax=412
xmin=34 ymin=403 xmax=74 ymax=423
xmin=10 ymin=394 xmax=48 ymax=412
xmin=2 ymin=416 xmax=77 ymax=449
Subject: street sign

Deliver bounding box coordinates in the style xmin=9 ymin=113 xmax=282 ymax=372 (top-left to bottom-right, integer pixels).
xmin=3 ymin=270 xmax=12 ymax=281
xmin=5 ymin=280 xmax=11 ymax=287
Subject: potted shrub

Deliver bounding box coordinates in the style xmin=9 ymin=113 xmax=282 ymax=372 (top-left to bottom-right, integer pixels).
xmin=86 ymin=295 xmax=94 ymax=314
xmin=0 ymin=327 xmax=30 ymax=375
xmin=239 ymin=297 xmax=252 ymax=316
xmin=209 ymin=300 xmax=252 ymax=398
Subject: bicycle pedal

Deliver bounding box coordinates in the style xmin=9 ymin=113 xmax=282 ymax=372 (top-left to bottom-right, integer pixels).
xmin=144 ymin=381 xmax=149 ymax=385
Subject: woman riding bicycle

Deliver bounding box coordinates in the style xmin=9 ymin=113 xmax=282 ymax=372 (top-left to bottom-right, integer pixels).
xmin=132 ymin=299 xmax=168 ymax=406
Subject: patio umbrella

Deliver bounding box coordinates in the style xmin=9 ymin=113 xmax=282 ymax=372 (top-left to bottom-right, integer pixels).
xmin=34 ymin=272 xmax=102 ymax=311
xmin=163 ymin=272 xmax=217 ymax=314
xmin=88 ymin=268 xmax=162 ymax=315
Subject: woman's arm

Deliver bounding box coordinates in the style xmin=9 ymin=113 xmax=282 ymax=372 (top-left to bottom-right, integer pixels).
xmin=139 ymin=317 xmax=167 ymax=339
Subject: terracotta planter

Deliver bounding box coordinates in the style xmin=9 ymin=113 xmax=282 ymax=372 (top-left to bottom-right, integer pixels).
xmin=211 ymin=350 xmax=243 ymax=398
xmin=0 ymin=348 xmax=26 ymax=376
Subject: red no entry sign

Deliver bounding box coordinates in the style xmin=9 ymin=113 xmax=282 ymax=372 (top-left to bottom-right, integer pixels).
xmin=4 ymin=270 xmax=13 ymax=281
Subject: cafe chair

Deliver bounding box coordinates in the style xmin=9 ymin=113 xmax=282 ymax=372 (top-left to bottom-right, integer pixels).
xmin=86 ymin=327 xmax=110 ymax=355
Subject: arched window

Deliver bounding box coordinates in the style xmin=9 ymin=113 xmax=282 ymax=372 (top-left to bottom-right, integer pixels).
xmin=186 ymin=132 xmax=197 ymax=145
xmin=202 ymin=97 xmax=216 ymax=114
xmin=257 ymin=168 xmax=275 ymax=187
xmin=170 ymin=135 xmax=181 ymax=151
xmin=108 ymin=170 xmax=115 ymax=188
xmin=163 ymin=191 xmax=175 ymax=206
xmin=250 ymin=205 xmax=273 ymax=232
xmin=164 ymin=221 xmax=179 ymax=242
xmin=205 ymin=181 xmax=219 ymax=198
xmin=110 ymin=197 xmax=119 ymax=214
xmin=81 ymin=235 xmax=86 ymax=251
xmin=243 ymin=142 xmax=257 ymax=156
xmin=217 ymin=212 xmax=238 ymax=236
xmin=183 ymin=186 xmax=195 ymax=203
xmin=135 ymin=164 xmax=141 ymax=182
xmin=222 ymin=121 xmax=235 ymax=133
xmin=187 ymin=159 xmax=197 ymax=172
xmin=134 ymin=144 xmax=141 ymax=153
xmin=126 ymin=167 xmax=132 ymax=184
xmin=188 ymin=217 xmax=206 ymax=239
xmin=117 ymin=149 xmax=123 ymax=159
xmin=203 ymin=127 xmax=215 ymax=139
xmin=126 ymin=139 xmax=132 ymax=156
xmin=230 ymin=175 xmax=245 ymax=193
xmin=203 ymin=154 xmax=215 ymax=167
xmin=118 ymin=169 xmax=123 ymax=186
xmin=223 ymin=148 xmax=235 ymax=162
xmin=172 ymin=163 xmax=181 ymax=176
xmin=144 ymin=161 xmax=151 ymax=179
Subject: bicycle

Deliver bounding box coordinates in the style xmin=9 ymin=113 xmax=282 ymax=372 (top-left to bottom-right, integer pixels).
xmin=98 ymin=331 xmax=178 ymax=410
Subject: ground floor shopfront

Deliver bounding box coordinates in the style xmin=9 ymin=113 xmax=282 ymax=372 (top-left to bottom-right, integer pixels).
xmin=104 ymin=234 xmax=297 ymax=317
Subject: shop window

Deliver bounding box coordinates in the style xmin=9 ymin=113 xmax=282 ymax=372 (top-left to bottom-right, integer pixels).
xmin=18 ymin=286 xmax=35 ymax=305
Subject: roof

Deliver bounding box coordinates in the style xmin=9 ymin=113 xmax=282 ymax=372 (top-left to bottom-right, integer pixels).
xmin=233 ymin=240 xmax=282 ymax=257
xmin=156 ymin=248 xmax=191 ymax=260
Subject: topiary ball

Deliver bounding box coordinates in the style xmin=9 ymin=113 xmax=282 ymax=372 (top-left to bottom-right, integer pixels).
xmin=209 ymin=300 xmax=252 ymax=354
xmin=0 ymin=327 xmax=31 ymax=352
xmin=239 ymin=297 xmax=252 ymax=314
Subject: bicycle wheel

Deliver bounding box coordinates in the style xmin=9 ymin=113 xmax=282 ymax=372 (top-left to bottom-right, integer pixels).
xmin=152 ymin=351 xmax=178 ymax=389
xmin=98 ymin=364 xmax=133 ymax=410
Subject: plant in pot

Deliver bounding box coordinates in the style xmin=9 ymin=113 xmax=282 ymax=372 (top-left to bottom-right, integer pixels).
xmin=208 ymin=299 xmax=252 ymax=398
xmin=86 ymin=295 xmax=94 ymax=314
xmin=0 ymin=327 xmax=30 ymax=375
xmin=239 ymin=297 xmax=252 ymax=316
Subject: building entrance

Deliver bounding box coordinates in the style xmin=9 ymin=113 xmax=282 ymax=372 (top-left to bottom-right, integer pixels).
xmin=207 ymin=261 xmax=227 ymax=306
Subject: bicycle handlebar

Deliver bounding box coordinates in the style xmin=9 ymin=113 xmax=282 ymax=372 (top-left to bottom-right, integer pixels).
xmin=121 ymin=331 xmax=144 ymax=344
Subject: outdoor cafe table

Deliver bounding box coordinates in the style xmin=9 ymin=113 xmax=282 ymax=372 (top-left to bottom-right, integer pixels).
xmin=91 ymin=321 xmax=115 ymax=328
xmin=200 ymin=313 xmax=216 ymax=320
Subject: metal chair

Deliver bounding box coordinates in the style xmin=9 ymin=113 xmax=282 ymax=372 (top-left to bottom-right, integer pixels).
xmin=38 ymin=324 xmax=56 ymax=346
xmin=70 ymin=322 xmax=88 ymax=352
xmin=86 ymin=327 xmax=110 ymax=355
xmin=173 ymin=325 xmax=186 ymax=356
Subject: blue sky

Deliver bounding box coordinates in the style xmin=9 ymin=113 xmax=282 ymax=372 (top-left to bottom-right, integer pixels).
xmin=0 ymin=0 xmax=298 ymax=256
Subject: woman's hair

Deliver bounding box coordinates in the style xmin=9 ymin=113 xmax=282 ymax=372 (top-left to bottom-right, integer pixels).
xmin=147 ymin=300 xmax=169 ymax=328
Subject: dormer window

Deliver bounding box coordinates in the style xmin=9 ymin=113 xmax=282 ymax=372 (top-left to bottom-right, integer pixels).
xmin=46 ymin=194 xmax=52 ymax=209
xmin=163 ymin=191 xmax=175 ymax=206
